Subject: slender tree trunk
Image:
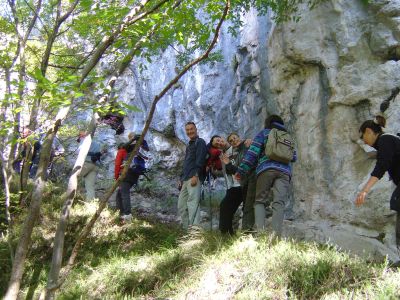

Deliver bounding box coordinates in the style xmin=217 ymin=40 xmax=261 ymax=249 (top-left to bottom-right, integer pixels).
xmin=1 ymin=152 xmax=12 ymax=240
xmin=1 ymin=151 xmax=15 ymax=267
xmin=7 ymin=0 xmax=42 ymax=182
xmin=1 ymin=69 xmax=13 ymax=231
xmin=1 ymin=68 xmax=14 ymax=179
xmin=29 ymin=0 xmax=79 ymax=130
xmin=43 ymin=115 xmax=97 ymax=300
xmin=4 ymin=122 xmax=60 ymax=300
xmin=55 ymin=0 xmax=230 ymax=293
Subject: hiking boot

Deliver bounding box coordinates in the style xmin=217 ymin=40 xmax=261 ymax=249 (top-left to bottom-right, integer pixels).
xmin=121 ymin=214 xmax=132 ymax=223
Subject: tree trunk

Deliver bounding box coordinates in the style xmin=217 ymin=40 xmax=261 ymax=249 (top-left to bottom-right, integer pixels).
xmin=43 ymin=28 xmax=154 ymax=298
xmin=43 ymin=115 xmax=97 ymax=300
xmin=2 ymin=163 xmax=12 ymax=226
xmin=29 ymin=0 xmax=79 ymax=130
xmin=4 ymin=123 xmax=60 ymax=300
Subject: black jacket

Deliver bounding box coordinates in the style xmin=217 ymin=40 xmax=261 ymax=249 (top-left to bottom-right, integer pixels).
xmin=181 ymin=137 xmax=207 ymax=181
xmin=371 ymin=133 xmax=400 ymax=185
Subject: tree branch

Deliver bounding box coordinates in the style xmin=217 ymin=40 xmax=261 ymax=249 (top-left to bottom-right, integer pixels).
xmin=22 ymin=0 xmax=49 ymax=37
xmin=48 ymin=63 xmax=83 ymax=70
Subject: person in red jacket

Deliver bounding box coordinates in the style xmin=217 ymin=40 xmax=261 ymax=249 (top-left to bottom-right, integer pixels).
xmin=114 ymin=143 xmax=127 ymax=180
xmin=206 ymin=143 xmax=223 ymax=173
xmin=115 ymin=143 xmax=128 ymax=220
xmin=114 ymin=133 xmax=149 ymax=222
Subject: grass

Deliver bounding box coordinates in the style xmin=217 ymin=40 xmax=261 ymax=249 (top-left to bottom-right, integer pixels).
xmin=0 ymin=189 xmax=400 ymax=299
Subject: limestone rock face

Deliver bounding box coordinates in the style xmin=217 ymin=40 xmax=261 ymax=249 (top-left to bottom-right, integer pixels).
xmin=112 ymin=8 xmax=270 ymax=169
xmin=268 ymin=0 xmax=400 ymax=260
xmin=108 ymin=1 xmax=400 ymax=260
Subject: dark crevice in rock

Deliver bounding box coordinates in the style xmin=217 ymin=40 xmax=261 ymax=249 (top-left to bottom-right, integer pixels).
xmin=129 ymin=65 xmax=150 ymax=111
xmin=359 ymin=232 xmax=386 ymax=244
xmin=387 ymin=47 xmax=400 ymax=61
xmin=380 ymin=87 xmax=400 ymax=112
xmin=318 ymin=63 xmax=335 ymax=193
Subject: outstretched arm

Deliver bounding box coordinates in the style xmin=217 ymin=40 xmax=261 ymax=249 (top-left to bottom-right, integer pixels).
xmin=237 ymin=130 xmax=264 ymax=176
xmin=355 ymin=176 xmax=379 ymax=206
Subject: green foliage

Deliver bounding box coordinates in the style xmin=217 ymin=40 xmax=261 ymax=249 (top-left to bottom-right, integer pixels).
xmin=0 ymin=190 xmax=22 ymax=235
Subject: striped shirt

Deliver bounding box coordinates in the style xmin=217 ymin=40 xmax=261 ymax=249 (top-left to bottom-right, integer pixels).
xmin=237 ymin=127 xmax=296 ymax=177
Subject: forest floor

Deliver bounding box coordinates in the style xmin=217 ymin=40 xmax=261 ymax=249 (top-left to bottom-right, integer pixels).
xmin=1 ymin=182 xmax=400 ymax=299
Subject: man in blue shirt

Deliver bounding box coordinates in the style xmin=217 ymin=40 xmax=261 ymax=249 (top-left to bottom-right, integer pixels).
xmin=178 ymin=122 xmax=207 ymax=230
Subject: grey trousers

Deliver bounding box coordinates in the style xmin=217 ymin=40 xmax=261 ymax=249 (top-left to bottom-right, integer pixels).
xmin=254 ymin=169 xmax=290 ymax=236
xmin=80 ymin=162 xmax=98 ymax=201
xmin=178 ymin=179 xmax=201 ymax=229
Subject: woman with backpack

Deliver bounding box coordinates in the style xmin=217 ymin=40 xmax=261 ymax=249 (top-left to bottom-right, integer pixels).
xmin=114 ymin=133 xmax=149 ymax=222
xmin=236 ymin=115 xmax=296 ymax=236
xmin=356 ymin=115 xmax=400 ymax=261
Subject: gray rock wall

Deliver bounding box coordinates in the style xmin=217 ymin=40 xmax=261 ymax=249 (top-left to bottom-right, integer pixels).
xmin=112 ymin=9 xmax=271 ymax=170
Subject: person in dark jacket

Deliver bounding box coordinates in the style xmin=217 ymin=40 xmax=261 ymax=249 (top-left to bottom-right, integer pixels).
xmin=178 ymin=122 xmax=207 ymax=230
xmin=115 ymin=132 xmax=149 ymax=222
xmin=356 ymin=115 xmax=400 ymax=262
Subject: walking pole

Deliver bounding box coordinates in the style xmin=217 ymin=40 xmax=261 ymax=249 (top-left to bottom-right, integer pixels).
xmin=208 ymin=170 xmax=212 ymax=230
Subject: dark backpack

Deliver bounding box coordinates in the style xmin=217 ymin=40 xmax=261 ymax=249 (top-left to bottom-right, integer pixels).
xmin=88 ymin=151 xmax=102 ymax=163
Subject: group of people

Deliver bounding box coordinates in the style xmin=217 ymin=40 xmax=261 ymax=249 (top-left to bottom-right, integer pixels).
xmin=114 ymin=132 xmax=149 ymax=222
xmin=178 ymin=115 xmax=296 ymax=236
xmin=17 ymin=111 xmax=399 ymax=256
xmin=13 ymin=128 xmax=64 ymax=179
xmin=77 ymin=131 xmax=151 ymax=222
xmin=178 ymin=114 xmax=400 ymax=259
xmin=14 ymin=129 xmax=149 ymax=223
